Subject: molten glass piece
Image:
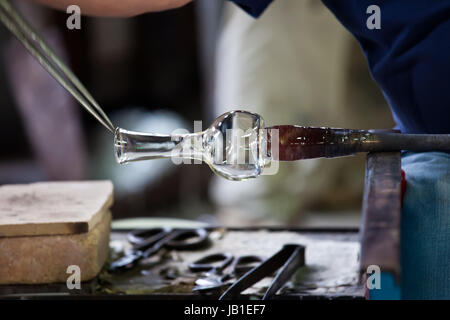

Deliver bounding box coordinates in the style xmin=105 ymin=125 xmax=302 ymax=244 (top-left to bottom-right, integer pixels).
xmin=115 ymin=111 xmax=267 ymax=181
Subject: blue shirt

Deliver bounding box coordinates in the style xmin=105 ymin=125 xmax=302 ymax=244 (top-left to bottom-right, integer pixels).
xmin=229 ymin=0 xmax=450 ymax=134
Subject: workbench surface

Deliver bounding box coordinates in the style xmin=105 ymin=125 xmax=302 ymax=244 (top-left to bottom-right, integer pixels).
xmin=0 ymin=228 xmax=364 ymax=300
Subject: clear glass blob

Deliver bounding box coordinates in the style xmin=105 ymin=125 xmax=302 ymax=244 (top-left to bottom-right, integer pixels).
xmin=203 ymin=110 xmax=265 ymax=180
xmin=114 ymin=111 xmax=267 ymax=181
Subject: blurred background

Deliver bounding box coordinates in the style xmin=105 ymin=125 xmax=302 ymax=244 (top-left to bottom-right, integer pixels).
xmin=0 ymin=0 xmax=394 ymax=227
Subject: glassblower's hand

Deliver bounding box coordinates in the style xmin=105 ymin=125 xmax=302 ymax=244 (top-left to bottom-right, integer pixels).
xmin=31 ymin=0 xmax=193 ymax=17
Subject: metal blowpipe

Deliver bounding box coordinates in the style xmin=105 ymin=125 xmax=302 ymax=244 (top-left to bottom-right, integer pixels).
xmin=115 ymin=110 xmax=450 ymax=181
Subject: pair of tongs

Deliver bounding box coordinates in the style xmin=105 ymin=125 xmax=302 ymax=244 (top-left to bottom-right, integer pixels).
xmin=219 ymin=244 xmax=305 ymax=300
xmin=0 ymin=0 xmax=114 ymax=133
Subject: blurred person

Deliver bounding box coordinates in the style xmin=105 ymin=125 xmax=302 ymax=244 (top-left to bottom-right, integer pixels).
xmin=211 ymin=0 xmax=394 ymax=226
xmin=224 ymin=0 xmax=450 ymax=300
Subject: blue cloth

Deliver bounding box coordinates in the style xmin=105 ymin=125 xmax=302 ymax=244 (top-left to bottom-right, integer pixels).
xmin=400 ymin=151 xmax=450 ymax=299
xmin=228 ymin=0 xmax=272 ymax=18
xmin=370 ymin=151 xmax=450 ymax=300
xmin=228 ymin=0 xmax=450 ymax=135
xmin=369 ymin=273 xmax=401 ymax=300
xmin=366 ymin=152 xmax=450 ymax=300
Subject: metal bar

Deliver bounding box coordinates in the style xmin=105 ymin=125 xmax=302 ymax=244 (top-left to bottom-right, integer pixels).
xmin=359 ymin=151 xmax=402 ymax=281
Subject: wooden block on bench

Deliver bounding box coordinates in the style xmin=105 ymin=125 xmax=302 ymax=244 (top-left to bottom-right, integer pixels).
xmin=0 ymin=181 xmax=113 ymax=284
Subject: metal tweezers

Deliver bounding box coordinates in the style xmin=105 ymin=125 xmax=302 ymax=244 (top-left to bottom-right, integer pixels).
xmin=219 ymin=244 xmax=305 ymax=300
xmin=0 ymin=0 xmax=115 ymax=133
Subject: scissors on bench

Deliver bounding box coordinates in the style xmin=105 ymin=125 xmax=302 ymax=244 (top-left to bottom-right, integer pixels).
xmin=109 ymin=227 xmax=210 ymax=272
xmin=189 ymin=253 xmax=264 ymax=293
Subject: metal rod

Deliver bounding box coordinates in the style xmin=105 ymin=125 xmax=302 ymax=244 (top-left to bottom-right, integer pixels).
xmin=0 ymin=0 xmax=115 ymax=133
xmin=362 ymin=131 xmax=450 ymax=153
xmin=360 ymin=152 xmax=402 ymax=282
xmin=272 ymin=126 xmax=450 ymax=161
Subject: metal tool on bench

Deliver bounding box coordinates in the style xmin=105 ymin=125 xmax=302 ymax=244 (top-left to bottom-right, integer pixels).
xmin=218 ymin=244 xmax=306 ymax=300
xmin=189 ymin=253 xmax=264 ymax=293
xmin=189 ymin=244 xmax=305 ymax=300
xmin=109 ymin=227 xmax=210 ymax=272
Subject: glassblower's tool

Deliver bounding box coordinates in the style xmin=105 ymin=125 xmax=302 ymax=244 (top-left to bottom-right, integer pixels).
xmin=0 ymin=0 xmax=115 ymax=133
xmin=188 ymin=253 xmax=264 ymax=293
xmin=218 ymin=244 xmax=306 ymax=300
xmin=115 ymin=110 xmax=450 ymax=180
